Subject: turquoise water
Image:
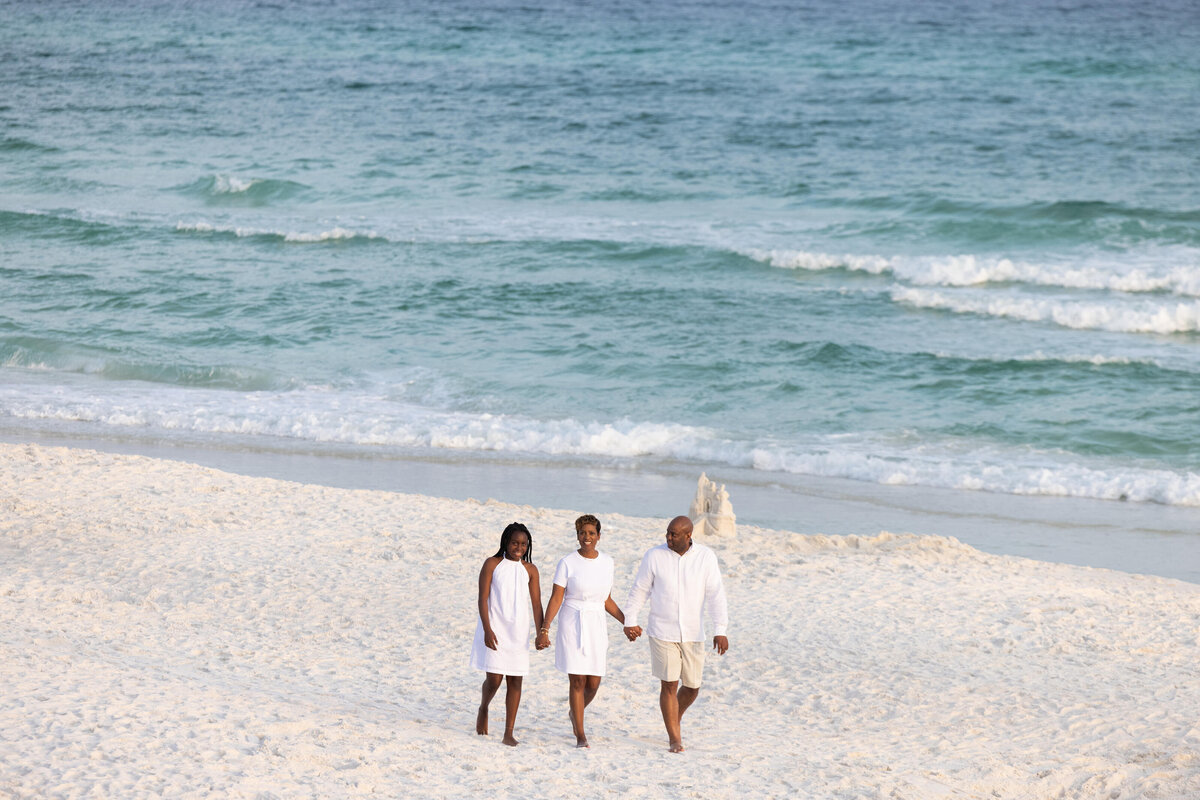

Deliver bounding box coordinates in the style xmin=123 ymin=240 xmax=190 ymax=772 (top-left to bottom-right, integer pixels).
xmin=3 ymin=0 xmax=1200 ymax=510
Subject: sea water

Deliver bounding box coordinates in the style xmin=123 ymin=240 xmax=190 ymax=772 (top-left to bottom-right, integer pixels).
xmin=2 ymin=0 xmax=1198 ymax=574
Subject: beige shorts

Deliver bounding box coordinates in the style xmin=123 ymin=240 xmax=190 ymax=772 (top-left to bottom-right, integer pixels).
xmin=649 ymin=637 xmax=706 ymax=688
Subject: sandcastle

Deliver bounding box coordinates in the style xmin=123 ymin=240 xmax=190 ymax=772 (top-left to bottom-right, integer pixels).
xmin=688 ymin=472 xmax=736 ymax=538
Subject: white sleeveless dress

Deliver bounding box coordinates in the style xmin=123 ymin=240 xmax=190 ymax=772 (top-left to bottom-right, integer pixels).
xmin=470 ymin=558 xmax=532 ymax=676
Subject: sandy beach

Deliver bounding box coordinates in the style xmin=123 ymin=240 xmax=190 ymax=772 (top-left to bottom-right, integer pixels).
xmin=7 ymin=1 xmax=1200 ymax=796
xmin=2 ymin=442 xmax=1198 ymax=799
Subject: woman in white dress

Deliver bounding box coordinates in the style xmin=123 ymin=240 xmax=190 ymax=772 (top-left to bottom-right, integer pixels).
xmin=536 ymin=514 xmax=626 ymax=748
xmin=471 ymin=522 xmax=545 ymax=746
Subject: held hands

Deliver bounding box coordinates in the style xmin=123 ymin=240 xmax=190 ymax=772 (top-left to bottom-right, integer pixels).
xmin=713 ymin=635 xmax=729 ymax=655
xmin=623 ymin=625 xmax=643 ymax=642
xmin=535 ymin=630 xmax=551 ymax=650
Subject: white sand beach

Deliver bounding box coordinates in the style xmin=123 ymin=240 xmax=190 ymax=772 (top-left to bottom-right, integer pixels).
xmin=2 ymin=442 xmax=1198 ymax=799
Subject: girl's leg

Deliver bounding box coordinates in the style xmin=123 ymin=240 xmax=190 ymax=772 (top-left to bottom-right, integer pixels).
xmin=568 ymin=674 xmax=589 ymax=747
xmin=502 ymin=676 xmax=523 ymax=746
xmin=477 ymin=672 xmax=503 ymax=735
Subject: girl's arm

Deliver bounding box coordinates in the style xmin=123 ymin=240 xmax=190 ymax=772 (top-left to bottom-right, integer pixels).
xmin=604 ymin=593 xmax=625 ymax=625
xmin=477 ymin=556 xmax=501 ymax=650
xmin=536 ymin=583 xmax=566 ymax=649
xmin=526 ymin=563 xmax=544 ymax=632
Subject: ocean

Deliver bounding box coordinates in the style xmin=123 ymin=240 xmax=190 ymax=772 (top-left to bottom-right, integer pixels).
xmin=2 ymin=0 xmax=1198 ymax=577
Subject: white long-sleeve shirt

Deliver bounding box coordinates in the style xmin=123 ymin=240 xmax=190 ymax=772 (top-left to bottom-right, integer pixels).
xmin=624 ymin=542 xmax=728 ymax=643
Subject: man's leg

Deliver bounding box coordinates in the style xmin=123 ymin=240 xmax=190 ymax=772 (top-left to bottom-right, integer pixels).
xmin=677 ymin=684 xmax=700 ymax=720
xmin=659 ymin=679 xmax=684 ymax=752
xmin=672 ymin=640 xmax=705 ymax=744
xmin=650 ymin=637 xmax=691 ymax=752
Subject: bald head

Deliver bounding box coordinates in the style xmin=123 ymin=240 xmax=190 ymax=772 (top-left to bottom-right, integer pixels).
xmin=668 ymin=516 xmax=693 ymax=534
xmin=666 ymin=515 xmax=694 ymax=554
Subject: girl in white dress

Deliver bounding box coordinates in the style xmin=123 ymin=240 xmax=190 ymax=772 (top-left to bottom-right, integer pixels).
xmin=536 ymin=514 xmax=626 ymax=748
xmin=471 ymin=522 xmax=545 ymax=746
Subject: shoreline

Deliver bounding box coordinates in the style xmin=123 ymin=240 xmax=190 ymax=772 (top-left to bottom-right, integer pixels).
xmin=2 ymin=430 xmax=1196 ymax=584
xmin=2 ymin=441 xmax=1198 ymax=798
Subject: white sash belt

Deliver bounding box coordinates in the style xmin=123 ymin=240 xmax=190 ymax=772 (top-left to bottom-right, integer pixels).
xmin=563 ymin=599 xmax=605 ymax=656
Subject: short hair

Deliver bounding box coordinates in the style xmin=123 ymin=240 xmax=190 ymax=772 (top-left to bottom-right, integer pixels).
xmin=494 ymin=522 xmax=533 ymax=563
xmin=574 ymin=514 xmax=601 ymax=535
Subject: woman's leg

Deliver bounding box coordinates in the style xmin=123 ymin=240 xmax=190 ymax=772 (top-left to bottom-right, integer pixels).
xmin=583 ymin=675 xmax=601 ymax=708
xmin=568 ymin=673 xmax=590 ymax=747
xmin=502 ymin=676 xmax=523 ymax=746
xmin=476 ymin=672 xmax=503 ymax=735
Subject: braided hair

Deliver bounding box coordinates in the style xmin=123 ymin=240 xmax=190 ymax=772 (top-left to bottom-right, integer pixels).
xmin=493 ymin=522 xmax=533 ymax=563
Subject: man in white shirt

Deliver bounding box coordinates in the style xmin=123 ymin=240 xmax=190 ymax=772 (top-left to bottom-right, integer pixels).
xmin=623 ymin=515 xmax=729 ymax=753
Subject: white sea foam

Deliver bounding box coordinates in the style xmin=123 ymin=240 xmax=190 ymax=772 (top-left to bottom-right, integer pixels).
xmin=210 ymin=175 xmax=258 ymax=194
xmin=1001 ymin=351 xmax=1200 ymax=370
xmin=175 ymin=221 xmax=379 ymax=242
xmin=930 ymin=350 xmax=1155 ymax=367
xmin=282 ymin=227 xmax=369 ymax=242
xmin=892 ymin=287 xmax=1200 ymax=334
xmin=3 ymin=351 xmax=108 ymax=375
xmin=3 ymin=381 xmax=1198 ymax=507
xmin=747 ymin=249 xmax=894 ymax=275
xmin=1008 ymin=351 xmax=1145 ymax=366
xmin=747 ymin=248 xmax=1200 ymax=296
xmin=744 ymin=445 xmax=1200 ymax=506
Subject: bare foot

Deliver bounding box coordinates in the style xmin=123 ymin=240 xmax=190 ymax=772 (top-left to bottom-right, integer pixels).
xmin=502 ymin=734 xmax=519 ymax=746
xmin=475 ymin=706 xmax=488 ymax=736
xmin=569 ymin=710 xmax=587 ymax=748
xmin=668 ymin=740 xmax=685 ymax=753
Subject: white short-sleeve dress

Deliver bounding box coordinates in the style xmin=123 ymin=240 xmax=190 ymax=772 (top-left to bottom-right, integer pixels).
xmin=552 ymin=551 xmax=615 ymax=677
xmin=470 ymin=557 xmax=532 ymax=676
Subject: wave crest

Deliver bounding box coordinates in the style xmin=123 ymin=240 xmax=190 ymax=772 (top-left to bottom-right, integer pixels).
xmin=1 ymin=340 xmax=289 ymax=391
xmin=747 ymin=248 xmax=1200 ymax=296
xmin=892 ymin=287 xmax=1200 ymax=335
xmin=175 ymin=175 xmax=312 ymax=206
xmin=175 ymin=221 xmax=379 ymax=244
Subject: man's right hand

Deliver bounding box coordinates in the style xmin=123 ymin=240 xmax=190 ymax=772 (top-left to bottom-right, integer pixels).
xmin=623 ymin=625 xmax=642 ymax=642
